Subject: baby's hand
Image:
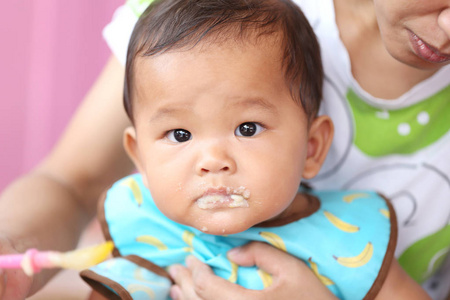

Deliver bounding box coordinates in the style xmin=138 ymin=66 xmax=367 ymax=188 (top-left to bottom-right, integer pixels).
xmin=169 ymin=242 xmax=337 ymax=300
xmin=0 ymin=236 xmax=33 ymax=300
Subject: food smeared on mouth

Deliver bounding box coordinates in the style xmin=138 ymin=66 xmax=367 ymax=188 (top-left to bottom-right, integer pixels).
xmin=196 ymin=187 xmax=250 ymax=209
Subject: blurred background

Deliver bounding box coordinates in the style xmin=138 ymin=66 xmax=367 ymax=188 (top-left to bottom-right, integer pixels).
xmin=0 ymin=0 xmax=122 ymax=191
xmin=0 ymin=0 xmax=123 ymax=298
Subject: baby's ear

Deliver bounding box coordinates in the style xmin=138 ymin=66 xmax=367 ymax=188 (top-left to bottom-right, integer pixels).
xmin=302 ymin=115 xmax=334 ymax=179
xmin=123 ymin=126 xmax=149 ymax=186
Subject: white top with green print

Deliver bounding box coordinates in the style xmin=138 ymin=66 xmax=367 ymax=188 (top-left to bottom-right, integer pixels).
xmin=103 ymin=0 xmax=450 ymax=298
xmin=295 ymin=1 xmax=450 ymax=298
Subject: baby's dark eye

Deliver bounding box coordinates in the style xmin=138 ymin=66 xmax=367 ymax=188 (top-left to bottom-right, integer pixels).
xmin=235 ymin=122 xmax=264 ymax=137
xmin=167 ymin=129 xmax=191 ymax=142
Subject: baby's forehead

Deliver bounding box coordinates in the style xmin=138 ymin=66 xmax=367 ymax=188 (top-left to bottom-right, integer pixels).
xmin=133 ymin=30 xmax=285 ymax=73
xmin=133 ymin=38 xmax=286 ymax=95
xmin=133 ymin=40 xmax=296 ymax=97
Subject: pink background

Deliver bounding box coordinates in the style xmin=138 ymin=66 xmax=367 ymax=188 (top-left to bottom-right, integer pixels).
xmin=0 ymin=0 xmax=124 ymax=191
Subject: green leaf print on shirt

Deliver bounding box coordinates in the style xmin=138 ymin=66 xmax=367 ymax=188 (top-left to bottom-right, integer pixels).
xmin=347 ymin=86 xmax=450 ymax=157
xmin=398 ymin=225 xmax=450 ymax=283
xmin=127 ymin=0 xmax=154 ymax=17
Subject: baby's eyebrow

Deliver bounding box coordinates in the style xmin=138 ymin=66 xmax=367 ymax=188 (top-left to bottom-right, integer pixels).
xmin=149 ymin=97 xmax=277 ymax=123
xmin=230 ymin=97 xmax=277 ymax=113
xmin=149 ymin=105 xmax=191 ymax=123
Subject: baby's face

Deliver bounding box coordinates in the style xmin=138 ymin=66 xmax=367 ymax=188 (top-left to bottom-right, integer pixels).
xmin=128 ymin=38 xmax=311 ymax=235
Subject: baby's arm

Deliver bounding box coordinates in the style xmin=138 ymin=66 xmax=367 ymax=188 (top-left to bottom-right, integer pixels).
xmin=376 ymin=260 xmax=431 ymax=300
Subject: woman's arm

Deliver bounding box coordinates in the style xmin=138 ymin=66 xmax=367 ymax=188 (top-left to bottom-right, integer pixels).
xmin=376 ymin=260 xmax=431 ymax=300
xmin=0 ymin=56 xmax=133 ymax=299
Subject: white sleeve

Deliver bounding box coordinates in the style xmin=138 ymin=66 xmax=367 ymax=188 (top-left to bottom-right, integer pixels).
xmin=102 ymin=5 xmax=139 ymax=65
xmin=292 ymin=0 xmax=324 ymax=30
xmin=103 ymin=0 xmax=324 ymax=65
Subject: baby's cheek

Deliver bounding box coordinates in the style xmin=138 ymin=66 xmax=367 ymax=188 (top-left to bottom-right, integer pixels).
xmin=158 ymin=203 xmax=186 ymax=223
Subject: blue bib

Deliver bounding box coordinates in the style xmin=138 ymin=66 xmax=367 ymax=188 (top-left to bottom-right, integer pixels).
xmin=81 ymin=174 xmax=396 ymax=300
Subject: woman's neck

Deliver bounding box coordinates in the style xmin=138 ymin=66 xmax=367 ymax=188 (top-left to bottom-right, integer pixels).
xmin=333 ymin=0 xmax=437 ymax=99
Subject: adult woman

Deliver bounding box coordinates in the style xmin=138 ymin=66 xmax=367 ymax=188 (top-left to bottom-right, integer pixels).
xmin=0 ymin=0 xmax=449 ymax=299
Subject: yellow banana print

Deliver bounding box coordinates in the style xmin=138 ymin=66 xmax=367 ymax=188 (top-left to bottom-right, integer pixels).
xmin=182 ymin=230 xmax=195 ymax=252
xmin=136 ymin=235 xmax=168 ymax=250
xmin=379 ymin=208 xmax=390 ymax=219
xmin=228 ymin=261 xmax=238 ymax=283
xmin=333 ymin=242 xmax=374 ymax=268
xmin=127 ymin=283 xmax=155 ymax=299
xmin=324 ymin=211 xmax=360 ymax=233
xmin=134 ymin=268 xmax=145 ymax=281
xmin=257 ymin=269 xmax=273 ymax=288
xmin=182 ymin=230 xmax=195 ymax=247
xmin=121 ymin=177 xmax=144 ymax=206
xmin=259 ymin=232 xmax=287 ymax=252
xmin=308 ymin=258 xmax=334 ymax=286
xmin=342 ymin=193 xmax=369 ymax=203
xmin=134 ymin=268 xmax=171 ymax=287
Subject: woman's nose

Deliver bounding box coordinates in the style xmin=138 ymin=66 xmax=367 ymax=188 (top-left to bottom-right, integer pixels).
xmin=195 ymin=143 xmax=236 ymax=176
xmin=438 ymin=7 xmax=450 ymax=40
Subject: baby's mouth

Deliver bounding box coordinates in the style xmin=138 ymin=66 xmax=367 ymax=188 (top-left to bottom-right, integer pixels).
xmin=196 ymin=187 xmax=250 ymax=209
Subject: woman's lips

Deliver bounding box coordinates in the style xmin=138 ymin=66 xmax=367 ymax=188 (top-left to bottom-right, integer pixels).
xmin=409 ymin=30 xmax=450 ymax=63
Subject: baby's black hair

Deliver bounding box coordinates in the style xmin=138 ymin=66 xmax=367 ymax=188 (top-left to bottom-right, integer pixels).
xmin=124 ymin=0 xmax=323 ymax=123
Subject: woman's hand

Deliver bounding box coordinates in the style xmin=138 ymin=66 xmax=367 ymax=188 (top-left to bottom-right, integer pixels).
xmin=168 ymin=242 xmax=337 ymax=300
xmin=0 ymin=236 xmax=33 ymax=300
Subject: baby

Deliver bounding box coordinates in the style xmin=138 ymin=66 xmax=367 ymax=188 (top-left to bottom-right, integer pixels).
xmin=80 ymin=0 xmax=429 ymax=299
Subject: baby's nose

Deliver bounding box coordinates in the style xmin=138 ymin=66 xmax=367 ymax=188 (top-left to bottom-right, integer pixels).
xmin=195 ymin=144 xmax=236 ymax=175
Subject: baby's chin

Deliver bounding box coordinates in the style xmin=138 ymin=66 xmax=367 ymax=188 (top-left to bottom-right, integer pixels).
xmin=195 ymin=223 xmax=252 ymax=236
xmin=185 ymin=212 xmax=257 ymax=236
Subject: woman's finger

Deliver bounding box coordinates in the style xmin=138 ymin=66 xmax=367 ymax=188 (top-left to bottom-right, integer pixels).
xmin=169 ymin=263 xmax=200 ymax=300
xmin=187 ymin=255 xmax=257 ymax=300
xmin=189 ymin=243 xmax=337 ymax=300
